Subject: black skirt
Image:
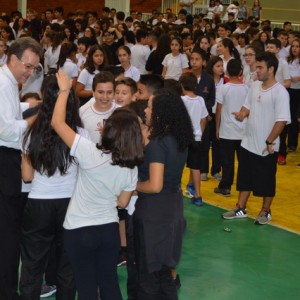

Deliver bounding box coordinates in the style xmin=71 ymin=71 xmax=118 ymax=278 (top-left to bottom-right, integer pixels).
xmin=134 ymin=192 xmax=186 ymax=273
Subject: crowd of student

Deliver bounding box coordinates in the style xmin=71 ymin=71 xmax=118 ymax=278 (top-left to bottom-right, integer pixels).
xmin=0 ymin=2 xmax=299 ymax=300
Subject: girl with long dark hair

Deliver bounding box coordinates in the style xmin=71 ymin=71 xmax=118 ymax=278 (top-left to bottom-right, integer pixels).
xmin=75 ymin=44 xmax=108 ymax=105
xmin=19 ymin=75 xmax=85 ymax=300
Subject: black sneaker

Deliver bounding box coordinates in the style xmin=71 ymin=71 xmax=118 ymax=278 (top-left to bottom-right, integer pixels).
xmin=214 ymin=187 xmax=231 ymax=197
xmin=40 ymin=284 xmax=57 ymax=298
xmin=117 ymin=255 xmax=127 ymax=267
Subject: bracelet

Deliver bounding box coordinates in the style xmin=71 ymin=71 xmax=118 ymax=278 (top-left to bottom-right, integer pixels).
xmin=58 ymin=89 xmax=70 ymax=94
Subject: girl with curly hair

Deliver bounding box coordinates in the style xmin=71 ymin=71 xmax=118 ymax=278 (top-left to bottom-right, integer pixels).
xmin=134 ymin=88 xmax=194 ymax=299
xmin=19 ymin=75 xmax=86 ymax=299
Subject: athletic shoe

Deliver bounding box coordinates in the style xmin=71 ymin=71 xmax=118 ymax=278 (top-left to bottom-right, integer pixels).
xmin=40 ymin=284 xmax=57 ymax=298
xmin=254 ymin=210 xmax=272 ymax=225
xmin=222 ymin=207 xmax=247 ymax=219
xmin=185 ymin=183 xmax=195 ymax=197
xmin=277 ymin=154 xmax=286 ymax=165
xmin=212 ymin=173 xmax=222 ymax=181
xmin=214 ymin=187 xmax=231 ymax=197
xmin=117 ymin=255 xmax=127 ymax=267
xmin=190 ymin=197 xmax=204 ymax=206
xmin=201 ymin=173 xmax=208 ymax=181
xmin=287 ymin=146 xmax=296 ymax=152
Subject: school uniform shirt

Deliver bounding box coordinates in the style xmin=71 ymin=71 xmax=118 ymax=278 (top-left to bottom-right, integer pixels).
xmin=77 ymin=68 xmax=100 ymax=92
xmin=23 ymin=127 xmax=90 ymax=199
xmin=64 ymin=134 xmax=137 ymax=229
xmin=59 ymin=58 xmax=78 ymax=79
xmin=76 ymin=53 xmax=86 ymax=71
xmin=276 ymin=58 xmax=291 ymax=85
xmin=181 ymin=95 xmax=208 ymax=141
xmin=162 ymin=53 xmax=189 ymax=80
xmin=123 ymin=65 xmax=140 ymax=82
xmin=44 ymin=45 xmax=61 ymax=74
xmin=130 ymin=44 xmax=150 ymax=75
xmin=288 ymin=59 xmax=300 ymax=89
xmin=216 ymin=83 xmax=249 ymax=140
xmin=79 ymin=99 xmax=120 ymax=143
xmin=242 ymin=81 xmax=291 ymax=156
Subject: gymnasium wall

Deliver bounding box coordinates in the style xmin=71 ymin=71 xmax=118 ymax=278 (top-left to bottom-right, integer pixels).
xmin=0 ymin=0 xmax=162 ymax=17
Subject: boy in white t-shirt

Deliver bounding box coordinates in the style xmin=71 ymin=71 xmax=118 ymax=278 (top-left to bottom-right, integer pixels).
xmin=79 ymin=71 xmax=119 ymax=144
xmin=215 ymin=59 xmax=248 ymax=197
xmin=222 ymin=52 xmax=290 ymax=225
xmin=179 ymin=72 xmax=208 ymax=206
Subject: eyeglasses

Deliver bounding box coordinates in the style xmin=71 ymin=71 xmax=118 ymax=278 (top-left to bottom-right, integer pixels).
xmin=16 ymin=56 xmax=41 ymax=72
xmin=243 ymin=54 xmax=255 ymax=57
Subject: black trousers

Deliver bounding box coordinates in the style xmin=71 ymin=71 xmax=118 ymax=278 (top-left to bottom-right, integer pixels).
xmin=64 ymin=222 xmax=122 ymax=300
xmin=208 ymin=116 xmax=222 ymax=175
xmin=126 ymin=214 xmax=137 ymax=300
xmin=0 ymin=147 xmax=24 ymax=300
xmin=218 ymin=139 xmax=241 ymax=190
xmin=287 ymin=88 xmax=300 ymax=149
xmin=199 ymin=126 xmax=210 ymax=174
xmin=19 ymin=198 xmax=76 ymax=300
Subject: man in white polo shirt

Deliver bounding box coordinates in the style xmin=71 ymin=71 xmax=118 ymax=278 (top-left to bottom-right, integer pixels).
xmin=222 ymin=52 xmax=291 ymax=225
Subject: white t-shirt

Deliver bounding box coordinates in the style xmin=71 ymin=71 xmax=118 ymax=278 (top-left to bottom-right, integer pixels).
xmin=242 ymin=81 xmax=291 ymax=156
xmin=64 ymin=134 xmax=138 ymax=229
xmin=76 ymin=53 xmax=86 ymax=71
xmin=24 ymin=128 xmax=90 ymax=199
xmin=288 ymin=59 xmax=300 ymax=89
xmin=79 ymin=98 xmax=120 ymax=143
xmin=77 ymin=68 xmax=100 ymax=91
xmin=44 ymin=45 xmax=61 ymax=74
xmin=213 ymin=77 xmax=225 ymax=113
xmin=276 ymin=58 xmax=291 ymax=85
xmin=217 ymin=83 xmax=249 ymax=140
xmin=243 ymin=65 xmax=258 ymax=88
xmin=124 ymin=65 xmax=140 ymax=82
xmin=162 ymin=53 xmax=189 ymax=80
xmin=182 ymin=95 xmax=208 ymax=141
xmin=130 ymin=44 xmax=151 ymax=75
xmin=60 ymin=58 xmax=78 ymax=79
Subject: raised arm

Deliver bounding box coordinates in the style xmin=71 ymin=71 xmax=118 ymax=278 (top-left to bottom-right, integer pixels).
xmin=51 ymin=71 xmax=76 ymax=148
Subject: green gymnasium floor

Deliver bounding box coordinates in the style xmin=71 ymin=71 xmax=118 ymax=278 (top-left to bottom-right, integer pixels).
xmin=45 ymin=200 xmax=300 ymax=300
xmin=45 ymin=147 xmax=300 ymax=300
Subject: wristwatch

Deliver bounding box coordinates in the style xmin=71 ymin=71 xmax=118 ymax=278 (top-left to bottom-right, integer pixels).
xmin=265 ymin=140 xmax=273 ymax=145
